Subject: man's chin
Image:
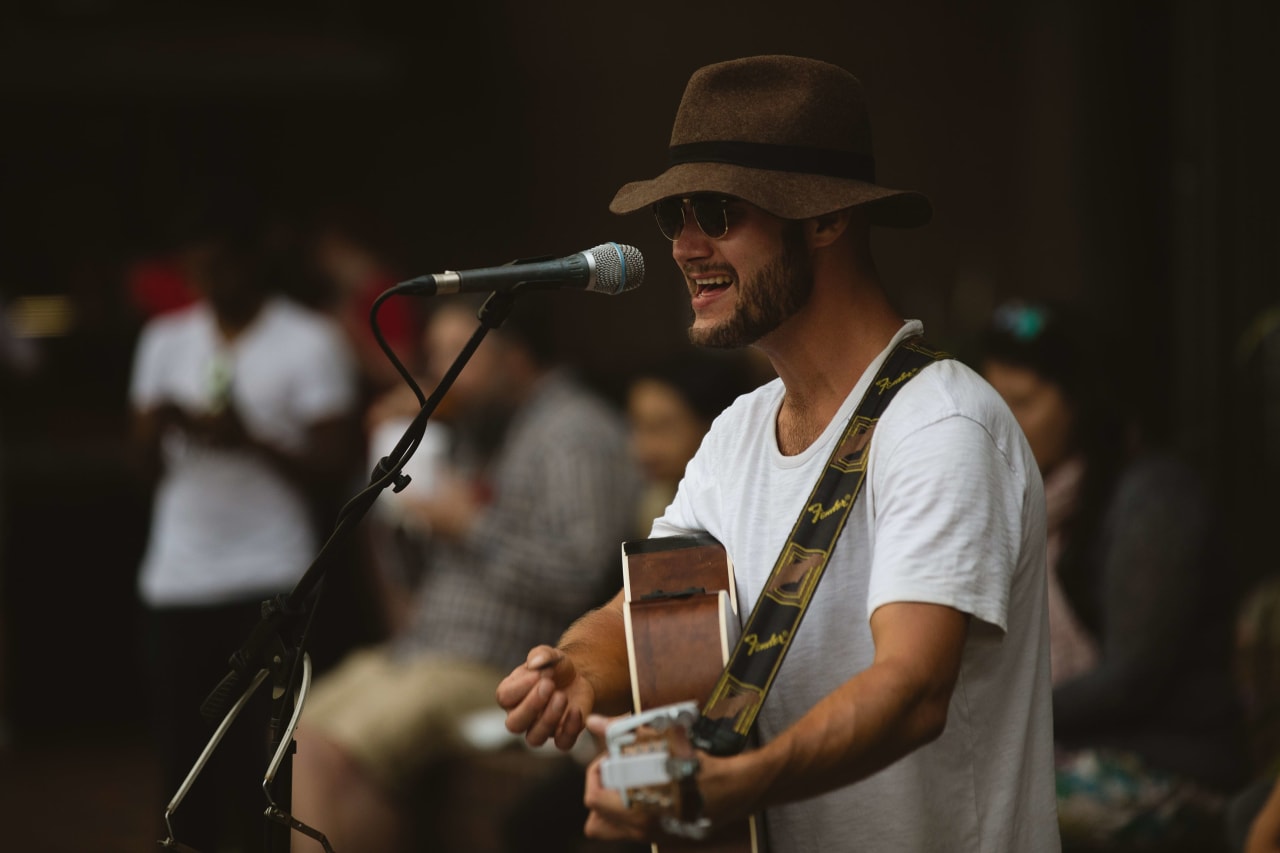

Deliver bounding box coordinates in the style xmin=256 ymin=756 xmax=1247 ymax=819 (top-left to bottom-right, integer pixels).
xmin=688 ymin=320 xmax=752 ymax=350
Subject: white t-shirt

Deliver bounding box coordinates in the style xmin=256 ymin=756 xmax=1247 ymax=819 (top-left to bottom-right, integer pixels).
xmin=130 ymin=297 xmax=358 ymax=607
xmin=652 ymin=321 xmax=1060 ymax=852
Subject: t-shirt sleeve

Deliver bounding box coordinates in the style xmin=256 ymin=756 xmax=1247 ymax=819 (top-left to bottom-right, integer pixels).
xmin=128 ymin=322 xmax=167 ymax=410
xmin=866 ymin=413 xmax=1025 ymax=632
xmin=649 ymin=436 xmax=717 ymax=540
xmin=291 ymin=323 xmax=359 ymax=420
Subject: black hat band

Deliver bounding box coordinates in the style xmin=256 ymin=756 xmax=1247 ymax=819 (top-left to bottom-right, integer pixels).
xmin=667 ymin=140 xmax=876 ymax=183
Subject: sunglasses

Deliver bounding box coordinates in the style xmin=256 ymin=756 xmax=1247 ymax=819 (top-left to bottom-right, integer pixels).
xmin=653 ymin=195 xmax=736 ymax=241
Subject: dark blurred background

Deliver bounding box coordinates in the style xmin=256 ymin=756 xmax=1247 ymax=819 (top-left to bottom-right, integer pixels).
xmin=0 ymin=0 xmax=1276 ymax=849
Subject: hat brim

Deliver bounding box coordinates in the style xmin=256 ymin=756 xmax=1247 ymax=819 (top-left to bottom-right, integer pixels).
xmin=609 ymin=162 xmax=932 ymax=228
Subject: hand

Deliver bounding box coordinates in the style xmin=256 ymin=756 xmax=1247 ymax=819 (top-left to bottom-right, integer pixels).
xmin=584 ymin=714 xmax=657 ymax=842
xmin=496 ymin=646 xmax=595 ymax=751
xmin=152 ymin=401 xmax=192 ymax=433
xmin=152 ymin=400 xmax=251 ymax=449
xmin=188 ymin=404 xmax=253 ymax=449
xmin=584 ymin=712 xmax=757 ymax=844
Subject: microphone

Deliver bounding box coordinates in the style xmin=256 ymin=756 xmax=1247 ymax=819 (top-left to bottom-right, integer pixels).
xmin=397 ymin=242 xmax=644 ymax=296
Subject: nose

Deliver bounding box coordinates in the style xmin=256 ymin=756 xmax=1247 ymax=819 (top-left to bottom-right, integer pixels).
xmin=671 ymin=207 xmax=714 ymax=266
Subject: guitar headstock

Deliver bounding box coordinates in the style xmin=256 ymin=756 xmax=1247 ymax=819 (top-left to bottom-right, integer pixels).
xmin=600 ymin=701 xmax=709 ymax=834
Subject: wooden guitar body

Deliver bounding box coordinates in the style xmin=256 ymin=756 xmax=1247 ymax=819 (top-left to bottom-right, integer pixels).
xmin=611 ymin=533 xmax=764 ymax=853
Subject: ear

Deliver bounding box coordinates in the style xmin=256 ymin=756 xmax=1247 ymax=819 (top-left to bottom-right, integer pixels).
xmin=804 ymin=209 xmax=852 ymax=249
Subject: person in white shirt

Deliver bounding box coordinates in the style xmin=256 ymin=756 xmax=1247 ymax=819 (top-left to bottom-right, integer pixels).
xmin=497 ymin=55 xmax=1061 ymax=852
xmin=129 ymin=188 xmax=359 ymax=853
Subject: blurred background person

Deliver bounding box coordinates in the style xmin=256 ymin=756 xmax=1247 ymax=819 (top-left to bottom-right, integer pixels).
xmin=625 ymin=348 xmax=764 ymax=538
xmin=128 ymin=183 xmax=361 ymax=853
xmin=283 ymin=202 xmax=433 ymax=652
xmin=304 ymin=203 xmax=423 ymax=406
xmin=290 ymin=295 xmax=643 ymax=853
xmin=974 ymin=298 xmax=1249 ymax=851
xmin=359 ymin=302 xmax=465 ymax=637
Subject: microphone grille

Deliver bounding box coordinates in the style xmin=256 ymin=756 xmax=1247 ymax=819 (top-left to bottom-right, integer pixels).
xmin=587 ymin=243 xmax=645 ymax=295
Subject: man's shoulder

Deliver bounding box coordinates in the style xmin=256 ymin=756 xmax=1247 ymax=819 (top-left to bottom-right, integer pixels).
xmin=260 ymin=296 xmax=342 ymax=336
xmin=255 ymin=298 xmax=352 ymax=362
xmin=886 ymin=357 xmax=1016 ymax=434
xmin=136 ymin=303 xmax=208 ymax=353
xmin=873 ymin=358 xmax=1037 ymax=485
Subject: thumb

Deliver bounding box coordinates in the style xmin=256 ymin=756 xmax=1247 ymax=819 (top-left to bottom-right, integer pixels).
xmin=586 ymin=713 xmax=613 ymax=736
xmin=588 ymin=712 xmax=634 ymax=740
xmin=525 ymin=645 xmax=563 ymax=671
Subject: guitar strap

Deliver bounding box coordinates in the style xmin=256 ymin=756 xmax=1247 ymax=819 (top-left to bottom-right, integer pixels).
xmin=692 ymin=335 xmax=951 ymax=756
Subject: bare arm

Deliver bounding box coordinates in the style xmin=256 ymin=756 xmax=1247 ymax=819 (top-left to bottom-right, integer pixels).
xmin=208 ymin=406 xmax=357 ymax=496
xmin=734 ymin=601 xmax=967 ymax=809
xmin=133 ymin=396 xmax=356 ymax=495
xmin=497 ymin=590 xmax=634 ymax=750
xmin=130 ymin=402 xmax=188 ymax=485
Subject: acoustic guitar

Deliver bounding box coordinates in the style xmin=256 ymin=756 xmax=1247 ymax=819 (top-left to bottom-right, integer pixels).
xmin=599 ymin=533 xmax=765 ymax=852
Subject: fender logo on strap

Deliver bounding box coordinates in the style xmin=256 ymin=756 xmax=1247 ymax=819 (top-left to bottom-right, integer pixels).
xmin=744 ymin=630 xmax=790 ymax=656
xmin=807 ymin=493 xmax=854 ymax=524
xmin=875 ymin=368 xmax=921 ymax=395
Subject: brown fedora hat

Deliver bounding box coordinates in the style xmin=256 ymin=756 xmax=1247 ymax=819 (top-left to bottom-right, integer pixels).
xmin=610 ymin=55 xmax=932 ymax=228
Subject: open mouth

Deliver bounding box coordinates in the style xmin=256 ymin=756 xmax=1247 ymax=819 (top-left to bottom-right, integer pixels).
xmin=693 ymin=274 xmax=734 ymax=297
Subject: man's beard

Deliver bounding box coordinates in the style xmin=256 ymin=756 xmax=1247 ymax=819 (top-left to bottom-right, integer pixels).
xmin=688 ymin=223 xmax=813 ymax=350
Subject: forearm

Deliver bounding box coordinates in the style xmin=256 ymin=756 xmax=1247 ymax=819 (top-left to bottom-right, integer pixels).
xmin=557 ymin=592 xmax=634 ymax=717
xmin=131 ymin=404 xmax=183 ymax=485
xmin=248 ymin=415 xmax=356 ymax=495
xmin=738 ymin=657 xmax=951 ymax=811
xmin=704 ymin=602 xmax=965 ymax=822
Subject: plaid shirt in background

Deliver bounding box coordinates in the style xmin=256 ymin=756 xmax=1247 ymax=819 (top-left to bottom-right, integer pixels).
xmin=394 ymin=370 xmax=643 ymax=672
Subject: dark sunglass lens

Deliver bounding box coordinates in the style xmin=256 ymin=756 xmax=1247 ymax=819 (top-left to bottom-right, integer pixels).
xmin=691 ymin=197 xmax=729 ymax=238
xmin=653 ymin=199 xmax=685 ymax=241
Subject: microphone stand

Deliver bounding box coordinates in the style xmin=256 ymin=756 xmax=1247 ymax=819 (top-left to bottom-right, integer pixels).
xmin=159 ymin=291 xmax=520 ymax=853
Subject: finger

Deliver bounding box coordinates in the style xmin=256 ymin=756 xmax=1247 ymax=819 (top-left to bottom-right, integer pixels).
xmin=525 ymin=680 xmax=567 ymax=746
xmin=584 ymin=809 xmax=648 ymax=842
xmin=585 ymin=713 xmax=612 ymax=737
xmin=495 ymin=665 xmax=540 ymax=710
xmin=502 ymin=673 xmax=553 ymax=735
xmin=584 ymin=756 xmax=621 ymax=813
xmin=584 ymin=761 xmax=649 ymax=841
xmin=554 ymin=704 xmax=584 ymax=752
xmin=525 ymin=645 xmax=563 ymax=672
xmin=585 ymin=712 xmax=615 ymax=752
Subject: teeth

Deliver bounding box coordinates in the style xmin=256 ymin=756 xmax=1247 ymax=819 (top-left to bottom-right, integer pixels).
xmin=693 ymin=275 xmax=733 ymax=295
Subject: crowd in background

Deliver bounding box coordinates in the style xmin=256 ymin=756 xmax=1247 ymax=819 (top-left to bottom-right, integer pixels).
xmin=0 ymin=179 xmax=1278 ymax=852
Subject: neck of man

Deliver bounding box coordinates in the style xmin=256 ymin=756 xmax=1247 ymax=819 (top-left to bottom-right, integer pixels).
xmin=759 ymin=262 xmax=903 ymax=456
